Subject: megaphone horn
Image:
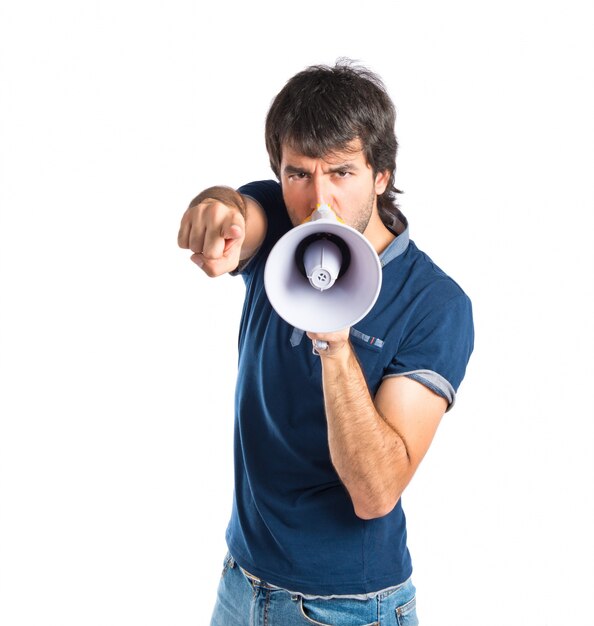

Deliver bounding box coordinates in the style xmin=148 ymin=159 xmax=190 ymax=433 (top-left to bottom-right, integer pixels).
xmin=264 ymin=205 xmax=382 ymax=333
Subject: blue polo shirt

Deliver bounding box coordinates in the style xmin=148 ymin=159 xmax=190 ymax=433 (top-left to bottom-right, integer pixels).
xmin=225 ymin=180 xmax=474 ymax=595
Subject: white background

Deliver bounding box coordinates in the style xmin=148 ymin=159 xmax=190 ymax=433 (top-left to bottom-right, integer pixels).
xmin=1 ymin=1 xmax=593 ymax=624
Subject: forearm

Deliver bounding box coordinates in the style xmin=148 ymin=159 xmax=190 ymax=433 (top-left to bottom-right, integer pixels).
xmin=189 ymin=185 xmax=246 ymax=213
xmin=321 ymin=344 xmax=411 ymax=519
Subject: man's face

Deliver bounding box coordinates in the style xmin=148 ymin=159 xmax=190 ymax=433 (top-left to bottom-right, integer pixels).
xmin=279 ymin=140 xmax=389 ymax=234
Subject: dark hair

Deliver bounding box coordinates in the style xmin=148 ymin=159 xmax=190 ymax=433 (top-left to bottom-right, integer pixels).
xmin=265 ymin=59 xmax=402 ymax=222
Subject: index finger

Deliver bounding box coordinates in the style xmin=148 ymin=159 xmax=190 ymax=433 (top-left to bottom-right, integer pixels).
xmin=201 ymin=212 xmax=244 ymax=259
xmin=221 ymin=220 xmax=245 ymax=255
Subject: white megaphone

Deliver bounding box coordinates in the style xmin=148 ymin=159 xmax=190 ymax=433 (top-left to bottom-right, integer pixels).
xmin=264 ymin=204 xmax=382 ymax=333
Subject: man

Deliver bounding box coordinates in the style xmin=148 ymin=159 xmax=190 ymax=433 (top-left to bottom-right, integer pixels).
xmin=178 ymin=61 xmax=474 ymax=625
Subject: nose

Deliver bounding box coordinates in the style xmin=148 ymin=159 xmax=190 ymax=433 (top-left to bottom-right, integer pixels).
xmin=312 ymin=172 xmax=330 ymax=209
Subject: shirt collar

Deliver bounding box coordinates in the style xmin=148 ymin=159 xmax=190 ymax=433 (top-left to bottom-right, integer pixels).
xmin=379 ymin=207 xmax=410 ymax=267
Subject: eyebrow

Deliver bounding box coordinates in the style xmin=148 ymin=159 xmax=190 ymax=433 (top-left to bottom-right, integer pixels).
xmin=282 ymin=162 xmax=358 ymax=174
xmin=328 ymin=163 xmax=358 ymax=172
xmin=283 ymin=165 xmax=309 ymax=174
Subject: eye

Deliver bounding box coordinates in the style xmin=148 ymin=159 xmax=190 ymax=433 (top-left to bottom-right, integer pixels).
xmin=335 ymin=170 xmax=351 ymax=178
xmin=288 ymin=172 xmax=309 ymax=181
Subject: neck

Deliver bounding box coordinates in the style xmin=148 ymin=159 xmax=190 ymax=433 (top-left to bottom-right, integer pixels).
xmin=364 ymin=211 xmax=396 ymax=254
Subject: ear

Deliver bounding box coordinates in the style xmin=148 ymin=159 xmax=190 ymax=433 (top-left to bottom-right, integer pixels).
xmin=374 ymin=170 xmax=390 ymax=195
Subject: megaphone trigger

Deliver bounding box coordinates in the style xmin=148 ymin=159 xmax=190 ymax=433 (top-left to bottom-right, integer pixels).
xmin=312 ymin=339 xmax=329 ymax=355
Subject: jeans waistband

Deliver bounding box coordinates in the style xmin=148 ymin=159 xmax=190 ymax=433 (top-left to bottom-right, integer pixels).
xmin=234 ymin=557 xmax=410 ymax=601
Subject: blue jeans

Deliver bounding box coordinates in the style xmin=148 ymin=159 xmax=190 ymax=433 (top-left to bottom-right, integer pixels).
xmin=210 ymin=553 xmax=419 ymax=626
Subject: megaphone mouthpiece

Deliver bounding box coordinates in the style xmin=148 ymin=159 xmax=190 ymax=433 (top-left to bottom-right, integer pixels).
xmin=302 ymin=203 xmax=345 ymax=224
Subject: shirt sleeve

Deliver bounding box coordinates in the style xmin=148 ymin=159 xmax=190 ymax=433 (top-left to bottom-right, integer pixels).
xmin=233 ymin=180 xmax=291 ymax=277
xmin=384 ymin=292 xmax=474 ymax=410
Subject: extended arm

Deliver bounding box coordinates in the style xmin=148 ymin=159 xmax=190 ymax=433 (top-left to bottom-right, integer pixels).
xmin=308 ymin=329 xmax=447 ymax=520
xmin=178 ymin=186 xmax=267 ymax=276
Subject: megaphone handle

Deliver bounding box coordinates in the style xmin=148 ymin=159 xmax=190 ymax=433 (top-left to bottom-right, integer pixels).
xmin=312 ymin=339 xmax=329 ymax=356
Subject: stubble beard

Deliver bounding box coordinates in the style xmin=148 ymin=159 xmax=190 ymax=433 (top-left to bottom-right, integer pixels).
xmin=350 ymin=188 xmax=376 ymax=234
xmin=286 ymin=188 xmax=377 ymax=232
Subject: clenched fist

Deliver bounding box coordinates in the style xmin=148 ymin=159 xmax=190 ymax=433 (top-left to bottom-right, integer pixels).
xmin=178 ymin=186 xmax=247 ymax=277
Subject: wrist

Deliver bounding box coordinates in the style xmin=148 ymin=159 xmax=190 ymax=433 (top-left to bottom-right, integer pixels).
xmin=318 ymin=339 xmax=353 ymax=365
xmin=189 ymin=186 xmax=247 ymax=218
